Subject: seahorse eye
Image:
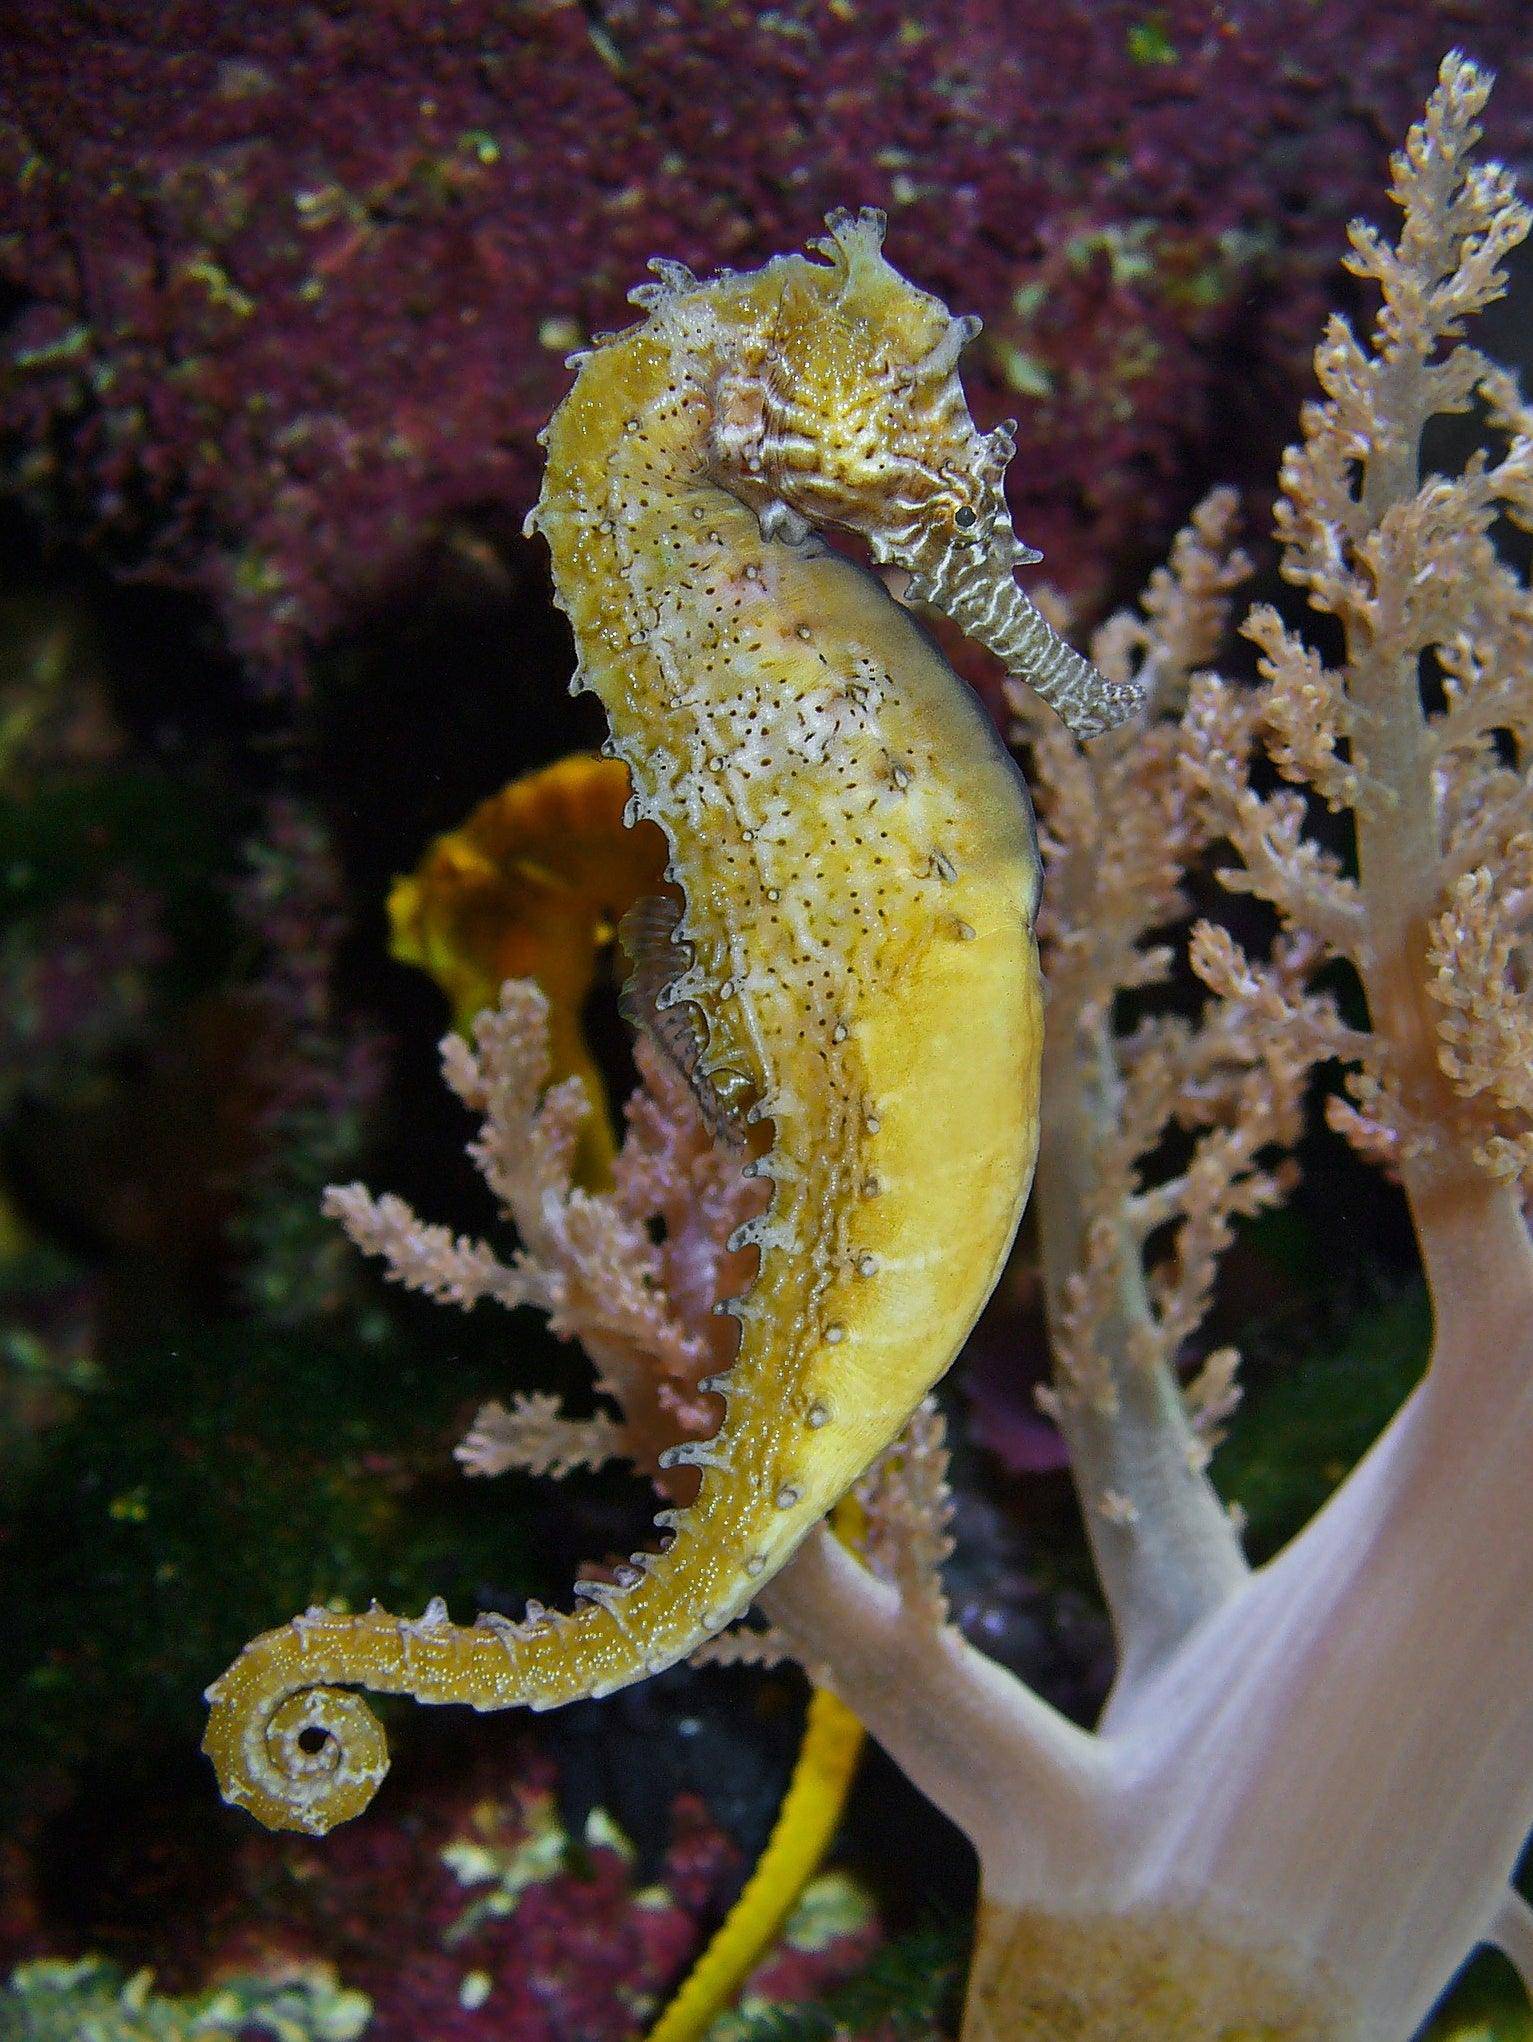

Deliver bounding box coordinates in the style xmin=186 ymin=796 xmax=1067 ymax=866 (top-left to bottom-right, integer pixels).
xmin=953 ymin=505 xmax=978 ymax=533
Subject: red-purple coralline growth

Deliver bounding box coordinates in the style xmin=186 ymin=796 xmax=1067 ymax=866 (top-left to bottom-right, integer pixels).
xmin=1 ymin=875 xmax=168 ymax=1103
xmin=1 ymin=3 xmax=1529 ymax=684
xmin=232 ymin=796 xmax=387 ymax=1320
xmin=119 ymin=1735 xmax=881 ymax=2041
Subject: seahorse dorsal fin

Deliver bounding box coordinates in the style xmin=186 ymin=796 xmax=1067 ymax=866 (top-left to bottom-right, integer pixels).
xmin=616 ymin=891 xmax=686 ymax=1027
xmin=618 ymin=894 xmax=747 ymax=1146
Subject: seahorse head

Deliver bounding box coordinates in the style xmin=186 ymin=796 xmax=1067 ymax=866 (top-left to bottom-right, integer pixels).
xmin=705 ymin=207 xmax=1135 ymax=738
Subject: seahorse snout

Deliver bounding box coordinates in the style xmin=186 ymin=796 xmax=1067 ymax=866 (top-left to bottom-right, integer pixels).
xmin=904 ymin=531 xmax=1142 ymax=742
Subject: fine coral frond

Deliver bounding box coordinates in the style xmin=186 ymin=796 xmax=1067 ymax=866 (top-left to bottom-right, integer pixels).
xmin=455 ymin=1393 xmax=627 ymax=1479
xmin=1018 ymin=492 xmax=1281 ymax=1679
xmin=1242 ymin=605 xmax=1357 ymax=813
xmin=855 ymin=1396 xmax=956 ymax=1633
xmin=688 ymin=1620 xmax=795 ymax=1671
xmin=321 ymin=1183 xmax=534 ymax=1314
xmin=1182 ymin=1346 xmax=1242 ymax=1464
xmin=1427 ymin=843 xmax=1533 ymax=1181
xmin=1343 ymin=55 xmax=1530 ymax=359
xmin=1187 ymin=51 xmax=1533 ymax=1223
xmin=1181 ymin=679 xmax=1367 ymax=957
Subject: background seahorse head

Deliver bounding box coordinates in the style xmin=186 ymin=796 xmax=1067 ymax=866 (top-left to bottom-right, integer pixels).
xmin=705 ymin=208 xmax=1135 ymax=737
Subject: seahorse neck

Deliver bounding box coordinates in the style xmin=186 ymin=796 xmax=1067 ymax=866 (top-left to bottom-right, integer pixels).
xmin=538 ymin=328 xmax=780 ymax=695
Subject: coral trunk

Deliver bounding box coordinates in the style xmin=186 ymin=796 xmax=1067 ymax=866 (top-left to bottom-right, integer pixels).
xmin=959 ymin=1899 xmax=1356 ymax=2042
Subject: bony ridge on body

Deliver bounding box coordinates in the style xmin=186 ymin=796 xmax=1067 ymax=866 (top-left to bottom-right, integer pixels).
xmin=202 ymin=207 xmax=1132 ymax=1835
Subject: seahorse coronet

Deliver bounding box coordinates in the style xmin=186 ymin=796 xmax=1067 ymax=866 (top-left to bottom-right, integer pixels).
xmin=202 ymin=213 xmax=1131 ymax=1837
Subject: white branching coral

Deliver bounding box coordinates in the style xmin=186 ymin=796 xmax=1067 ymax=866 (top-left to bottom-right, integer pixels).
xmin=455 ymin=1392 xmax=624 ymax=1481
xmin=1426 ymin=840 xmax=1533 ymax=1181
xmin=1185 ymin=52 xmax=1533 ymax=1205
xmin=1004 ymin=491 xmax=1351 ymax=1683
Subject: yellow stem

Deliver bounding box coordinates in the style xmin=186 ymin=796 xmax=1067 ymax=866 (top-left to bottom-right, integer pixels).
xmin=644 ymin=1684 xmax=865 ymax=2042
xmin=645 ymin=1500 xmax=869 ymax=2042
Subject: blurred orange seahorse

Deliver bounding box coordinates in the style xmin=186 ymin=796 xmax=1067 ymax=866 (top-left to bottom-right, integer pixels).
xmin=203 ymin=208 xmax=1133 ymax=1834
xmin=386 ymin=751 xmax=670 ymax=1186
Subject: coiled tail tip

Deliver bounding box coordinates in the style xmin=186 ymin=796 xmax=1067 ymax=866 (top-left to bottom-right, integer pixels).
xmin=202 ymin=1624 xmax=391 ymax=1836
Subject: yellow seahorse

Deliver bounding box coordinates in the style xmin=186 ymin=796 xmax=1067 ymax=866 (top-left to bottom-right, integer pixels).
xmin=203 ymin=208 xmax=1132 ymax=1835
